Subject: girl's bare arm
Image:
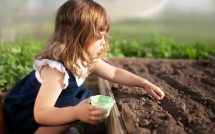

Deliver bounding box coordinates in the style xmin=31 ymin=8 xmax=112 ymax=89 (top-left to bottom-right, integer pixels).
xmin=34 ymin=66 xmax=103 ymax=126
xmin=93 ymin=59 xmax=165 ymax=100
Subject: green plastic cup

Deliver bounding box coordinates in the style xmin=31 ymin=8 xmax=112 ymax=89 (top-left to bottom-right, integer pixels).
xmin=90 ymin=95 xmax=115 ymax=117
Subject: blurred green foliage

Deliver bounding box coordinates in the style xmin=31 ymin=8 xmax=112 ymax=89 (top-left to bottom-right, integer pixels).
xmin=0 ymin=37 xmax=215 ymax=91
xmin=108 ymin=37 xmax=215 ymax=59
xmin=0 ymin=39 xmax=44 ymax=91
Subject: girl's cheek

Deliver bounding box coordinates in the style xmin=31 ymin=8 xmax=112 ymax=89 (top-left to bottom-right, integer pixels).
xmin=95 ymin=43 xmax=101 ymax=52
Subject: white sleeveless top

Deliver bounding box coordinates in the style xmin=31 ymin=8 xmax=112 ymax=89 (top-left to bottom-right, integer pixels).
xmin=33 ymin=59 xmax=89 ymax=89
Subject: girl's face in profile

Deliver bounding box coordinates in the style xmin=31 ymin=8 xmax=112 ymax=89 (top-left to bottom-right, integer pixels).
xmin=87 ymin=31 xmax=106 ymax=59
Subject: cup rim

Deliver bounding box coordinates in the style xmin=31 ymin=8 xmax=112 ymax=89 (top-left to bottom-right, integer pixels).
xmin=90 ymin=95 xmax=115 ymax=106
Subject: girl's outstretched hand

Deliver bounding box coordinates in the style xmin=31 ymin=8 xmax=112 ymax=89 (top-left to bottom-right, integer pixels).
xmin=143 ymin=81 xmax=165 ymax=100
xmin=75 ymin=98 xmax=107 ymax=124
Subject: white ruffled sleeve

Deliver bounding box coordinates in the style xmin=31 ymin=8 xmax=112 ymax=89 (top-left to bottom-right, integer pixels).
xmin=33 ymin=59 xmax=69 ymax=89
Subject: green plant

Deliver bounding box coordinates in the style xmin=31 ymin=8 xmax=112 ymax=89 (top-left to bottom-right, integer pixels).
xmin=1 ymin=36 xmax=215 ymax=92
xmin=108 ymin=36 xmax=215 ymax=59
xmin=0 ymin=39 xmax=44 ymax=91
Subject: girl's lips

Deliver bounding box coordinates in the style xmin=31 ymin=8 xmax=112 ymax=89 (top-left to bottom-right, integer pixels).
xmin=97 ymin=49 xmax=102 ymax=56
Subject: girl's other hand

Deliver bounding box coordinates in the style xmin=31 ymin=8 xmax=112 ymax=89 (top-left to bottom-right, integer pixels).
xmin=144 ymin=82 xmax=165 ymax=100
xmin=75 ymin=98 xmax=107 ymax=124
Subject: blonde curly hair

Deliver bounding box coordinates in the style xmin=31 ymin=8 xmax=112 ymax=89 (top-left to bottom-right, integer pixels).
xmin=37 ymin=0 xmax=111 ymax=78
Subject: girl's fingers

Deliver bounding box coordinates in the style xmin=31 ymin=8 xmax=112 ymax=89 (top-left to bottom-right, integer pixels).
xmin=89 ymin=114 xmax=107 ymax=122
xmin=154 ymin=88 xmax=165 ymax=99
xmin=88 ymin=120 xmax=99 ymax=124
xmin=151 ymin=91 xmax=161 ymax=100
xmin=147 ymin=84 xmax=165 ymax=100
xmin=89 ymin=115 xmax=99 ymax=121
xmin=90 ymin=109 xmax=107 ymax=116
xmin=148 ymin=88 xmax=163 ymax=100
xmin=89 ymin=105 xmax=104 ymax=111
xmin=159 ymin=91 xmax=165 ymax=99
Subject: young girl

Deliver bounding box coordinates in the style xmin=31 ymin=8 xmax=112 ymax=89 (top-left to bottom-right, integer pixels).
xmin=3 ymin=0 xmax=165 ymax=133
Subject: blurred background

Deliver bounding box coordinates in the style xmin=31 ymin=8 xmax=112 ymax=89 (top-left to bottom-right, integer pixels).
xmin=0 ymin=0 xmax=215 ymax=91
xmin=0 ymin=0 xmax=215 ymax=43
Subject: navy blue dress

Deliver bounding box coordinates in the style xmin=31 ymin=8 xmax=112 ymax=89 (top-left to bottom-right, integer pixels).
xmin=3 ymin=64 xmax=93 ymax=134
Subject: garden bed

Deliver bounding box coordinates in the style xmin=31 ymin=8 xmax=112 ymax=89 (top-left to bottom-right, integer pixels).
xmin=101 ymin=58 xmax=215 ymax=134
xmin=1 ymin=58 xmax=214 ymax=134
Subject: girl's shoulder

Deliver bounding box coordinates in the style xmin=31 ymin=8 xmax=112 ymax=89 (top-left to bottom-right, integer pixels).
xmin=33 ymin=59 xmax=66 ymax=73
xmin=33 ymin=59 xmax=70 ymax=89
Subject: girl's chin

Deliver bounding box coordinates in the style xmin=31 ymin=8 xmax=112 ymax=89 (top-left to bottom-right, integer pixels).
xmin=89 ymin=55 xmax=98 ymax=60
xmin=89 ymin=52 xmax=101 ymax=59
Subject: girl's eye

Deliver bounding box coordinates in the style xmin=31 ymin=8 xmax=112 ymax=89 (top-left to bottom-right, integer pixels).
xmin=95 ymin=31 xmax=106 ymax=40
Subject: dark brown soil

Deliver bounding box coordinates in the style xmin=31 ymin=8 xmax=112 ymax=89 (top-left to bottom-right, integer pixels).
xmin=108 ymin=58 xmax=215 ymax=134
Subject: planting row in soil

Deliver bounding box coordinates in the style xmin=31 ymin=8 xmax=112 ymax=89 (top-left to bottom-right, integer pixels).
xmin=107 ymin=58 xmax=215 ymax=134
